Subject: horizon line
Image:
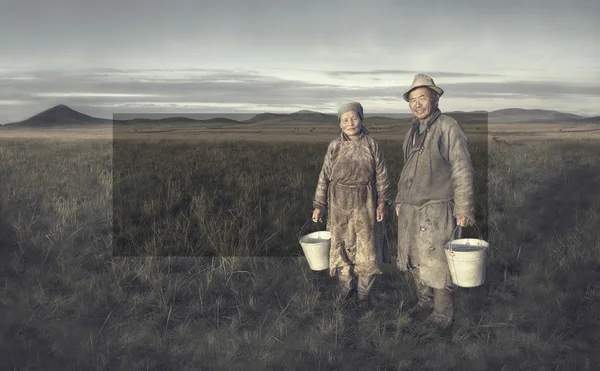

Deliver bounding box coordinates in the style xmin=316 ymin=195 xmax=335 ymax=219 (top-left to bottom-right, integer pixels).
xmin=3 ymin=104 xmax=599 ymax=126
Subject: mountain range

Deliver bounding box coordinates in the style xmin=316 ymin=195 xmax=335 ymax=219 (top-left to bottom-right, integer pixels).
xmin=3 ymin=105 xmax=599 ymax=127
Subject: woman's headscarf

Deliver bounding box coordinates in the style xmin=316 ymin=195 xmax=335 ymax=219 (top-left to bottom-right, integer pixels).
xmin=337 ymin=101 xmax=369 ymax=138
xmin=337 ymin=101 xmax=363 ymax=121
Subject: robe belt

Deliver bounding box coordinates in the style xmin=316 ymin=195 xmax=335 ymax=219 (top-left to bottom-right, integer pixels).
xmin=331 ymin=179 xmax=373 ymax=188
xmin=408 ymin=198 xmax=453 ymax=209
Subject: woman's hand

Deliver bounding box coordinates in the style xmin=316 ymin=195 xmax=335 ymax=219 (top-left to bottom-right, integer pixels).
xmin=376 ymin=203 xmax=385 ymax=222
xmin=312 ymin=208 xmax=323 ymax=222
xmin=456 ymin=215 xmax=472 ymax=227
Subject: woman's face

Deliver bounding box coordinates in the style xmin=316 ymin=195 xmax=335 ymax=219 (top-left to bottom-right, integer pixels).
xmin=339 ymin=110 xmax=362 ymax=138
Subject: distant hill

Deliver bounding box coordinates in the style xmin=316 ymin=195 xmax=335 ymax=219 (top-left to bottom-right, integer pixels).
xmin=577 ymin=116 xmax=600 ymax=123
xmin=489 ymin=108 xmax=583 ymax=123
xmin=3 ymin=105 xmax=597 ymax=127
xmin=242 ymin=108 xmax=589 ymax=125
xmin=157 ymin=117 xmax=200 ymax=123
xmin=288 ymin=110 xmax=337 ymax=124
xmin=367 ymin=115 xmax=412 ymax=120
xmin=242 ymin=110 xmax=336 ymax=125
xmin=122 ymin=116 xmax=241 ymax=125
xmin=203 ymin=117 xmax=241 ymax=124
xmin=245 ymin=110 xmax=413 ymax=125
xmin=5 ymin=104 xmax=111 ymax=127
xmin=243 ymin=113 xmax=286 ymax=124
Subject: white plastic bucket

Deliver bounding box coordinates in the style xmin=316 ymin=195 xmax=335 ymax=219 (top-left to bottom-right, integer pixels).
xmin=444 ymin=235 xmax=489 ymax=288
xmin=299 ymin=230 xmax=331 ymax=271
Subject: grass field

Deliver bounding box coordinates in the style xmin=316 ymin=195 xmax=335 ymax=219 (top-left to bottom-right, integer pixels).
xmin=1 ymin=133 xmax=599 ymax=370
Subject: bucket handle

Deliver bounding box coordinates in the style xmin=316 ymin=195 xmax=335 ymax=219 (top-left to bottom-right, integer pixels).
xmin=452 ymin=223 xmax=483 ymax=244
xmin=452 ymin=225 xmax=463 ymax=240
xmin=448 ymin=223 xmax=483 ymax=253
xmin=298 ymin=218 xmax=326 ymax=242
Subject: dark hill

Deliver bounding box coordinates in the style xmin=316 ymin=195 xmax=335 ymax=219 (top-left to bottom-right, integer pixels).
xmin=489 ymin=108 xmax=583 ymax=123
xmin=5 ymin=104 xmax=111 ymax=127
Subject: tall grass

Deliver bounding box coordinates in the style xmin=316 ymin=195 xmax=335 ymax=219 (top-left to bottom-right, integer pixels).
xmin=0 ymin=137 xmax=598 ymax=370
xmin=112 ymin=139 xmax=488 ymax=257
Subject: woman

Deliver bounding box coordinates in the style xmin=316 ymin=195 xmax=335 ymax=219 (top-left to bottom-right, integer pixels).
xmin=312 ymin=101 xmax=392 ymax=305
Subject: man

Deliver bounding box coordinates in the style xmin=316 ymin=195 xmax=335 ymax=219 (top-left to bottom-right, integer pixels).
xmin=394 ymin=74 xmax=475 ymax=329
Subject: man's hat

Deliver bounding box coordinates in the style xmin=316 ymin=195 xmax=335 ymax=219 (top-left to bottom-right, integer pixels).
xmin=403 ymin=74 xmax=444 ymax=102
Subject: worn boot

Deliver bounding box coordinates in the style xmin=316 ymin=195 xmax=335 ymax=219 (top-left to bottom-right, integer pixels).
xmin=337 ymin=273 xmax=357 ymax=303
xmin=425 ymin=288 xmax=454 ymax=329
xmin=356 ymin=274 xmax=376 ymax=308
xmin=408 ymin=279 xmax=434 ymax=317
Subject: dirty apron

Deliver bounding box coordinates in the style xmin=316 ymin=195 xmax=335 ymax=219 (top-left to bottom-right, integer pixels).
xmin=397 ymin=199 xmax=456 ymax=289
xmin=327 ymin=179 xmax=387 ymax=277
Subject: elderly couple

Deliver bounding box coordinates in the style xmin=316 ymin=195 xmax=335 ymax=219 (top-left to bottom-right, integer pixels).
xmin=311 ymin=74 xmax=475 ymax=330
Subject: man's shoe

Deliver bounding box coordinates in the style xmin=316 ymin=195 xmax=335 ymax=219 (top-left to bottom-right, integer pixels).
xmin=424 ymin=312 xmax=453 ymax=330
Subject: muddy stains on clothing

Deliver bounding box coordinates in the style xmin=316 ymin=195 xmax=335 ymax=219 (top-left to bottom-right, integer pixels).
xmin=313 ymin=131 xmax=392 ymax=278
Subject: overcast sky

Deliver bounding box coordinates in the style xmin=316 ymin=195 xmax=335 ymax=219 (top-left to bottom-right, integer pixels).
xmin=1 ymin=0 xmax=599 ymax=123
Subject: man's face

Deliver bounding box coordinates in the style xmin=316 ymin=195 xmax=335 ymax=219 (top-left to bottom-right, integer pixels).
xmin=408 ymin=87 xmax=438 ymax=121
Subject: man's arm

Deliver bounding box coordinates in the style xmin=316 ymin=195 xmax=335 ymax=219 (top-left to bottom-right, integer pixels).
xmin=445 ymin=122 xmax=476 ymax=225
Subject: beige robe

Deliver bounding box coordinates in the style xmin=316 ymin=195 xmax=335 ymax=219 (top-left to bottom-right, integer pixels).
xmin=313 ymin=131 xmax=392 ymax=277
xmin=397 ymin=201 xmax=457 ymax=288
xmin=395 ymin=112 xmax=475 ymax=289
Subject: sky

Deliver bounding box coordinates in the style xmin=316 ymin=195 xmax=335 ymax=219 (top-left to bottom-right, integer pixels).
xmin=1 ymin=0 xmax=599 ymax=123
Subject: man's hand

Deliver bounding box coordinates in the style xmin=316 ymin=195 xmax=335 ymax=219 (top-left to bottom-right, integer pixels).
xmin=376 ymin=203 xmax=385 ymax=222
xmin=395 ymin=203 xmax=401 ymax=217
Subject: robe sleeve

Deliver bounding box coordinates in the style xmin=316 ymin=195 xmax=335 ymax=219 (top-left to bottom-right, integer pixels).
xmin=373 ymin=139 xmax=392 ymax=205
xmin=312 ymin=140 xmax=337 ymax=211
xmin=444 ymin=122 xmax=476 ymax=222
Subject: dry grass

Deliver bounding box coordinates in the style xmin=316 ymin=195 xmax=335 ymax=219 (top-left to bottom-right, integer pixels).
xmin=1 ymin=120 xmax=598 ymax=142
xmin=1 ymin=130 xmax=599 ymax=370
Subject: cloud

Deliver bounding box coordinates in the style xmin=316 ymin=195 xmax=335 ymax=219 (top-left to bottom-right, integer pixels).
xmin=1 ymin=68 xmax=599 ymax=122
xmin=324 ymin=70 xmax=503 ymax=78
xmin=0 ymin=100 xmax=29 ymax=106
xmin=442 ymin=81 xmax=600 ymax=98
xmin=32 ymin=92 xmax=164 ymax=98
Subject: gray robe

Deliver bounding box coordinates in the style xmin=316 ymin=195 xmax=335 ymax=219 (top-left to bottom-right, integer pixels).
xmin=395 ymin=112 xmax=475 ymax=289
xmin=313 ymin=131 xmax=392 ymax=277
